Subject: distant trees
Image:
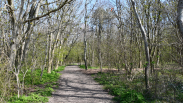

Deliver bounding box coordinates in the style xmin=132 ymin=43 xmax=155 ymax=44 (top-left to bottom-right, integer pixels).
xmin=81 ymin=0 xmax=183 ymax=92
xmin=91 ymin=7 xmax=111 ymax=72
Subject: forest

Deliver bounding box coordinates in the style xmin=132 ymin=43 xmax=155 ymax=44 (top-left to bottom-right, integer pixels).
xmin=0 ymin=0 xmax=183 ymax=102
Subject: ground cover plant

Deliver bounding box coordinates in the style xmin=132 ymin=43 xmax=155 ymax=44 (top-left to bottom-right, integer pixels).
xmin=92 ymin=66 xmax=183 ymax=103
xmin=7 ymin=66 xmax=65 ymax=103
xmin=79 ymin=65 xmax=99 ymax=69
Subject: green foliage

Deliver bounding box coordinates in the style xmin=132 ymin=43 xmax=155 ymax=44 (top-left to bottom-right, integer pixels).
xmin=93 ymin=72 xmax=146 ymax=103
xmin=35 ymin=87 xmax=54 ymax=96
xmin=54 ymin=47 xmax=68 ymax=62
xmin=8 ymin=93 xmax=48 ymax=103
xmin=65 ymin=42 xmax=84 ymax=63
xmin=10 ymin=66 xmax=65 ymax=103
xmin=93 ymin=69 xmax=183 ymax=102
xmin=54 ymin=66 xmax=65 ymax=72
xmin=177 ymin=93 xmax=183 ymax=101
xmin=79 ymin=65 xmax=98 ymax=69
xmin=19 ymin=66 xmax=65 ymax=85
xmin=114 ymin=90 xmax=145 ymax=103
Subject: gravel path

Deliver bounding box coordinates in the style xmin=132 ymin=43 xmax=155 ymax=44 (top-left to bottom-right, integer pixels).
xmin=48 ymin=66 xmax=114 ymax=103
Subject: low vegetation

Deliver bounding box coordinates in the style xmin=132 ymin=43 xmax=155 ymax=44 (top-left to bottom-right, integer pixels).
xmin=79 ymin=65 xmax=99 ymax=69
xmin=7 ymin=66 xmax=65 ymax=103
xmin=92 ymin=66 xmax=183 ymax=103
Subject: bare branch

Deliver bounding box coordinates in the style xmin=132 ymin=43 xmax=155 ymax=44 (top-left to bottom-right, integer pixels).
xmin=23 ymin=0 xmax=74 ymax=23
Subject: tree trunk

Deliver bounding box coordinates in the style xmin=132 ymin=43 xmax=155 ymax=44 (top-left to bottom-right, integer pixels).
xmin=48 ymin=33 xmax=52 ymax=73
xmin=98 ymin=23 xmax=102 ymax=72
xmin=84 ymin=0 xmax=88 ymax=70
xmin=177 ymin=0 xmax=183 ymax=39
xmin=131 ymin=0 xmax=150 ymax=91
xmin=40 ymin=33 xmax=49 ymax=80
xmin=91 ymin=27 xmax=95 ymax=67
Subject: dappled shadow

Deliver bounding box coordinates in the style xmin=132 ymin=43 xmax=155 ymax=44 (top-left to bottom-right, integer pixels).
xmin=48 ymin=66 xmax=114 ymax=103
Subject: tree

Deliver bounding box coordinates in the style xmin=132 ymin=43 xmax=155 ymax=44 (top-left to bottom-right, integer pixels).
xmin=4 ymin=0 xmax=74 ymax=98
xmin=84 ymin=0 xmax=88 ymax=70
xmin=91 ymin=7 xmax=109 ymax=72
xmin=177 ymin=0 xmax=183 ymax=39
xmin=131 ymin=0 xmax=150 ymax=91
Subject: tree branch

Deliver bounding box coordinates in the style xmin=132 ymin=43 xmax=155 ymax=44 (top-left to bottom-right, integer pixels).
xmin=23 ymin=0 xmax=74 ymax=23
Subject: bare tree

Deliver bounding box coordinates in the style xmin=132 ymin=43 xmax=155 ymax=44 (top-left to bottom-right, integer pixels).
xmin=4 ymin=0 xmax=74 ymax=98
xmin=84 ymin=0 xmax=88 ymax=70
xmin=131 ymin=0 xmax=150 ymax=91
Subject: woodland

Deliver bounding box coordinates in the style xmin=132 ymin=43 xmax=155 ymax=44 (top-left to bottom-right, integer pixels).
xmin=0 ymin=0 xmax=183 ymax=102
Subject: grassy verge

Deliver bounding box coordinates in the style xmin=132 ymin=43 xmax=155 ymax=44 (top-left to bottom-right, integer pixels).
xmin=92 ymin=72 xmax=146 ymax=103
xmin=79 ymin=65 xmax=98 ymax=69
xmin=92 ymin=69 xmax=183 ymax=103
xmin=8 ymin=66 xmax=65 ymax=103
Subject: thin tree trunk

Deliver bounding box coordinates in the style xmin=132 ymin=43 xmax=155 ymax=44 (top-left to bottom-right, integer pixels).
xmin=31 ymin=38 xmax=36 ymax=85
xmin=15 ymin=73 xmax=20 ymax=98
xmin=131 ymin=0 xmax=150 ymax=91
xmin=84 ymin=0 xmax=88 ymax=70
xmin=40 ymin=33 xmax=49 ymax=80
xmin=55 ymin=44 xmax=62 ymax=70
xmin=91 ymin=27 xmax=95 ymax=67
xmin=48 ymin=33 xmax=52 ymax=73
xmin=98 ymin=23 xmax=102 ymax=72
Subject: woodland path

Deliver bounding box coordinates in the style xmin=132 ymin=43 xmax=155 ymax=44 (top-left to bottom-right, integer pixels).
xmin=48 ymin=66 xmax=114 ymax=103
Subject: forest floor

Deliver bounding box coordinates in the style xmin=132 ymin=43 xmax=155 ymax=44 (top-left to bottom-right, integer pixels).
xmin=48 ymin=66 xmax=115 ymax=103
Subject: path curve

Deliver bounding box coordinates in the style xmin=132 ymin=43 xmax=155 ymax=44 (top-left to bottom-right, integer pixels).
xmin=48 ymin=66 xmax=114 ymax=103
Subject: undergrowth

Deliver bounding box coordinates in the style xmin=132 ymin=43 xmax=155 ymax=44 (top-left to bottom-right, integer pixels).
xmin=92 ymin=69 xmax=183 ymax=103
xmin=8 ymin=66 xmax=65 ymax=103
xmin=93 ymin=72 xmax=146 ymax=103
xmin=79 ymin=65 xmax=98 ymax=69
xmin=8 ymin=93 xmax=48 ymax=103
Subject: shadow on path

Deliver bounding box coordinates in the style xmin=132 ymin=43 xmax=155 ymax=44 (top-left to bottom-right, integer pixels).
xmin=48 ymin=66 xmax=114 ymax=103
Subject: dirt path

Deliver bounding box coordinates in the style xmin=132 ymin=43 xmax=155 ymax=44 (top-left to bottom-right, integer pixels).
xmin=48 ymin=66 xmax=114 ymax=103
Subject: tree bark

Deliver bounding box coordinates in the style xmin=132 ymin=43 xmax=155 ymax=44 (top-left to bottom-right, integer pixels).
xmin=178 ymin=0 xmax=183 ymax=39
xmin=40 ymin=33 xmax=49 ymax=80
xmin=131 ymin=0 xmax=150 ymax=91
xmin=84 ymin=0 xmax=88 ymax=70
xmin=48 ymin=33 xmax=52 ymax=73
xmin=98 ymin=23 xmax=102 ymax=72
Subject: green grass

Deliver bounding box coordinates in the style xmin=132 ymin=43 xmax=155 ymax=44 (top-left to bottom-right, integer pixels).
xmin=92 ymin=72 xmax=146 ymax=103
xmin=92 ymin=70 xmax=183 ymax=103
xmin=35 ymin=87 xmax=54 ymax=96
xmin=18 ymin=66 xmax=65 ymax=85
xmin=8 ymin=66 xmax=65 ymax=103
xmin=79 ymin=65 xmax=98 ymax=69
xmin=8 ymin=93 xmax=48 ymax=103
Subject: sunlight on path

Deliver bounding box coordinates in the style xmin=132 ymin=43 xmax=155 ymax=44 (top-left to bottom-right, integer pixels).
xmin=48 ymin=66 xmax=114 ymax=103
